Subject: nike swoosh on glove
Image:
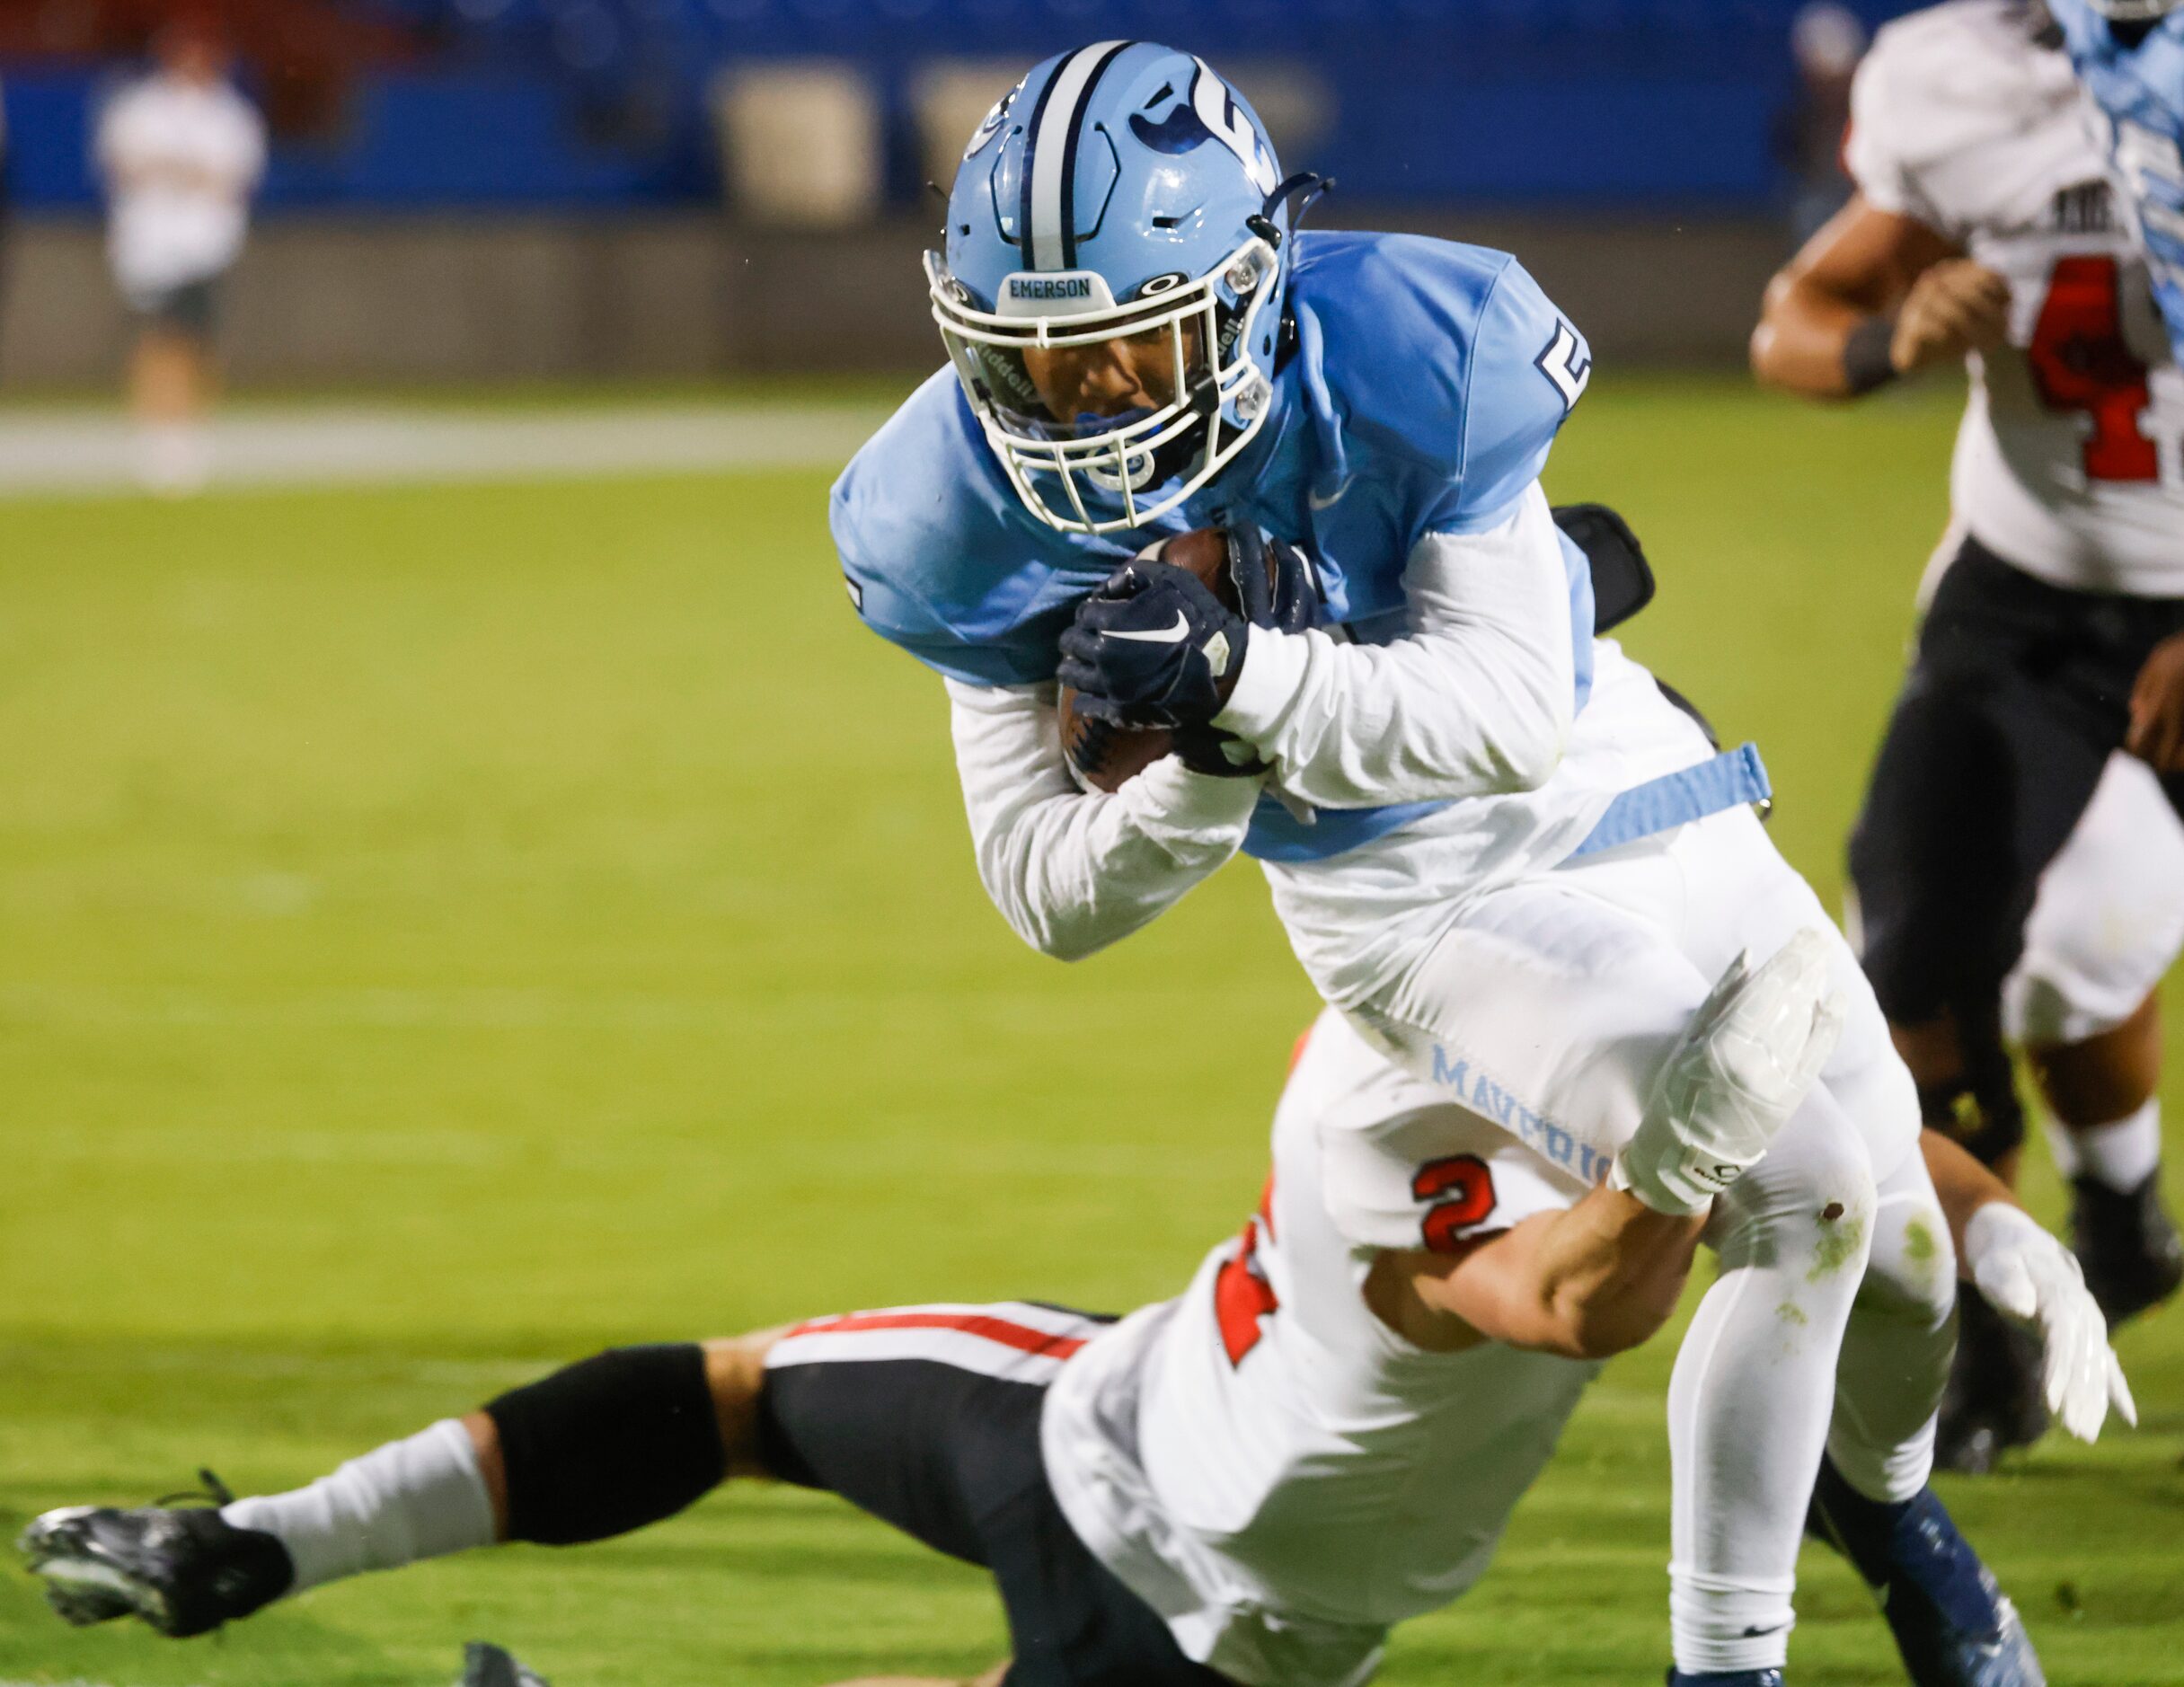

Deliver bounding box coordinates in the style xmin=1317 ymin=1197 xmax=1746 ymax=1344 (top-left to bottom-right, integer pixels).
xmin=1058 ymin=561 xmax=1249 ymax=731
xmin=1964 ymin=1201 xmax=2137 ymax=1444
xmin=1614 ymin=927 xmax=1848 ymax=1216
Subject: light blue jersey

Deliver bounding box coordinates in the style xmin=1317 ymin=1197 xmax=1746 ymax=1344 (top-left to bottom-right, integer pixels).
xmin=832 ymin=229 xmax=1597 ymax=862
xmin=2052 ymin=0 xmax=2184 ymax=356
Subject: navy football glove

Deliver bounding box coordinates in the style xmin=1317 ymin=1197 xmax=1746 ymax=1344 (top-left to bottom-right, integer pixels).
xmin=1228 ymin=526 xmax=1322 ymax=635
xmin=1171 ymin=723 xmax=1269 ymax=779
xmin=1057 ymin=561 xmax=1249 ymax=730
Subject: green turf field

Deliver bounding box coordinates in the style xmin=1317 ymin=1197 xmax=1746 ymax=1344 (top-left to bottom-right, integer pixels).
xmin=2 ymin=374 xmax=2179 ymax=1686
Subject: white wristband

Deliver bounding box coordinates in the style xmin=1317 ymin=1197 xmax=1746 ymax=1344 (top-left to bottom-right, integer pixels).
xmin=1608 ymin=1143 xmax=1717 ymax=1217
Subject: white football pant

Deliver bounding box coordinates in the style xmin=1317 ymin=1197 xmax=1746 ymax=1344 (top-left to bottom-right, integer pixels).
xmin=1349 ymin=803 xmax=1955 ymax=1675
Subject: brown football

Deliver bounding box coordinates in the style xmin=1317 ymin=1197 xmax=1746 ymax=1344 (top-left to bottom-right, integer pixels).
xmin=1058 ymin=528 xmax=1265 ymax=792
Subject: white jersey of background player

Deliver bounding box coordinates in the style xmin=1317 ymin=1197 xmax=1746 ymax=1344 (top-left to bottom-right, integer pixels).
xmin=830 ymin=40 xmax=2119 ymax=1683
xmin=1755 ymin=0 xmax=2184 ymax=1473
xmin=1848 ymin=0 xmax=2184 ymax=1074
xmin=1848 ymin=0 xmax=2184 ymax=585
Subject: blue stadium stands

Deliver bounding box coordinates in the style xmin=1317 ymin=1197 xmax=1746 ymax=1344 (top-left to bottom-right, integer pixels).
xmin=3 ymin=0 xmax=1912 ymax=212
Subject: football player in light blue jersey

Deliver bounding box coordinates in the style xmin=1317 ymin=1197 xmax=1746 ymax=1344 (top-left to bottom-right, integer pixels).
xmin=2051 ymin=0 xmax=2184 ymax=355
xmin=834 ymin=42 xmax=2119 ymax=1687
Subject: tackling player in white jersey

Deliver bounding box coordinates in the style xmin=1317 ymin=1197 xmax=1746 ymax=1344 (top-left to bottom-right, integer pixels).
xmin=19 ymin=951 xmax=2127 ymax=1686
xmin=1753 ymin=0 xmax=2184 ymax=1472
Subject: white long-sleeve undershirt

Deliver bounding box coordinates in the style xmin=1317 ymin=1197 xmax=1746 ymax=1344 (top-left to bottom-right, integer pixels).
xmin=947 ymin=676 xmax=1262 ymax=962
xmin=1215 ymin=482 xmax=1576 ymax=808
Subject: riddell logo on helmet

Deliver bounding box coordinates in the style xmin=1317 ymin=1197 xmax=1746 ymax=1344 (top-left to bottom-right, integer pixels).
xmin=1008 ymin=278 xmax=1095 ymax=302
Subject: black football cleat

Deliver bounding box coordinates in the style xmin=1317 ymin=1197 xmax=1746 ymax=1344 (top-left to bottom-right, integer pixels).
xmin=1666 ymin=1671 xmax=1785 ymax=1686
xmin=1934 ymin=1289 xmax=2047 ymax=1474
xmin=459 ymin=1642 xmax=553 ymax=1687
xmin=1808 ymin=1458 xmax=2043 ymax=1687
xmin=2068 ymin=1170 xmax=2183 ymax=1326
xmin=17 ymin=1472 xmax=292 ymax=1638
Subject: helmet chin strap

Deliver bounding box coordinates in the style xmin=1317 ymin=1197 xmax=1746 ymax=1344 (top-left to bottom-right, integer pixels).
xmin=1139 ymin=367 xmax=1230 ymax=489
xmin=1083 ymin=418 xmax=1198 ymax=497
xmin=1147 ymin=422 xmax=1207 ymax=488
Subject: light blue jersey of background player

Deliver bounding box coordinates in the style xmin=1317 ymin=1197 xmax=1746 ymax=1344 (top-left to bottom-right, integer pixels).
xmin=2052 ymin=0 xmax=2184 ymax=356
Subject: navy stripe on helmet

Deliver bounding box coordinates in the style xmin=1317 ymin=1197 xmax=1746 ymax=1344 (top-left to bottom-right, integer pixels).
xmin=1057 ymin=40 xmax=1136 ymax=269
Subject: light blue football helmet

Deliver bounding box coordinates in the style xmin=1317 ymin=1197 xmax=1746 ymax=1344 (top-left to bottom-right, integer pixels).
xmin=928 ymin=42 xmax=1301 ymax=534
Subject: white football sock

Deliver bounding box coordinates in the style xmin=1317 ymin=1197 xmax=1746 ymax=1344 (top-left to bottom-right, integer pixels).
xmin=2056 ymin=1098 xmax=2162 ymax=1193
xmin=221 ymin=1418 xmax=496 ymax=1594
xmin=1668 ymin=1089 xmax=1879 ymax=1675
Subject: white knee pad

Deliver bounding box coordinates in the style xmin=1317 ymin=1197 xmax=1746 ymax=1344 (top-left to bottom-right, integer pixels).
xmin=1708 ymin=1087 xmax=1879 ymax=1275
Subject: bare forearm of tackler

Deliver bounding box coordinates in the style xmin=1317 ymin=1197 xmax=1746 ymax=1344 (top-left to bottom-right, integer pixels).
xmin=1751 ymin=196 xmax=1956 ymax=396
xmin=1920 ymin=1129 xmax=2021 ymax=1275
xmin=1371 ymin=1181 xmax=1705 ymax=1360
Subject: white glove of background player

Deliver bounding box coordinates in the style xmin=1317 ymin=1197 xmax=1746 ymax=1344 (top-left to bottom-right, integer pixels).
xmin=1964 ymin=1202 xmax=2137 ymax=1444
xmin=1613 ymin=929 xmax=1847 ymax=1216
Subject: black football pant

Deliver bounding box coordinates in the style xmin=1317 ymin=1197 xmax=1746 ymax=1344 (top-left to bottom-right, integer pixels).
xmin=1849 ymin=535 xmax=2184 ymax=1164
